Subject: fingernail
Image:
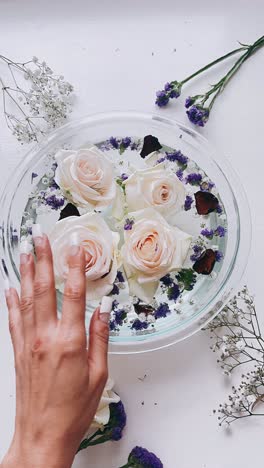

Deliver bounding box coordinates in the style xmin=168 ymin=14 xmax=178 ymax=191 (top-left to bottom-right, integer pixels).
xmin=32 ymin=223 xmax=44 ymax=246
xmin=20 ymin=240 xmax=32 ymax=264
xmin=69 ymin=232 xmax=80 ymax=256
xmin=99 ymin=296 xmax=112 ymax=323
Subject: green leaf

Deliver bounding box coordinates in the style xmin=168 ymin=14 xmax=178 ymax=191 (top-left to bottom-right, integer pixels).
xmin=176 ymin=268 xmax=197 ymax=291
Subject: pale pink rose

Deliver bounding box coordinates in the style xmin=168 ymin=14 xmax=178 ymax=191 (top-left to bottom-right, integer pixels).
xmin=55 ymin=146 xmax=116 ymax=209
xmin=124 ymin=164 xmax=186 ymax=218
xmin=121 ymin=208 xmax=192 ymax=303
xmin=48 ymin=213 xmax=120 ymax=300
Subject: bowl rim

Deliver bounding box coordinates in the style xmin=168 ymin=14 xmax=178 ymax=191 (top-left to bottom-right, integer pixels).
xmin=0 ymin=111 xmax=252 ymax=354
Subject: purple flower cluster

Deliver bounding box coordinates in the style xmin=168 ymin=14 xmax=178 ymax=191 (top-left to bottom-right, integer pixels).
xmin=121 ymin=173 xmax=129 ymax=181
xmin=154 ymin=303 xmax=170 ymax=319
xmin=160 ymin=274 xmax=173 ymax=286
xmin=185 ymin=173 xmax=203 ymax=185
xmin=39 ymin=187 xmax=65 ymax=211
xmin=101 ymin=136 xmax=140 ymax=153
xmin=185 ymin=96 xmax=196 ymax=108
xmin=155 ymin=81 xmax=182 ymax=107
xmin=215 ymin=250 xmax=224 ymax=262
xmin=176 ymin=168 xmax=184 ymax=181
xmin=166 ymin=150 xmax=188 ymax=165
xmin=109 ymin=304 xmax=127 ymax=331
xmin=184 ymin=195 xmax=193 ymax=211
xmin=108 ymin=400 xmax=127 ymax=441
xmin=186 ymin=105 xmax=210 ymax=127
xmin=216 ymin=204 xmax=223 ymax=214
xmin=201 ymin=226 xmax=226 ymax=239
xmin=167 ymin=283 xmax=180 ymax=301
xmin=190 ymin=244 xmax=203 ymax=262
xmin=128 ymin=446 xmax=163 ymax=468
xmin=124 ymin=218 xmax=135 ymax=231
xmin=131 ymin=319 xmax=149 ymax=331
xmin=111 ymin=271 xmax=126 ymax=296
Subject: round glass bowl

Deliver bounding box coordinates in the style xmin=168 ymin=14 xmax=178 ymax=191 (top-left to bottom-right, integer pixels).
xmin=0 ymin=112 xmax=251 ymax=354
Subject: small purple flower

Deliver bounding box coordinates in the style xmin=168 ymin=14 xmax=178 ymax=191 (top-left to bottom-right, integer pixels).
xmin=215 ymin=225 xmax=226 ymax=237
xmin=109 ymin=320 xmax=117 ymax=331
xmin=154 ymin=303 xmax=170 ymax=319
xmin=116 ymin=271 xmax=125 ymax=282
xmin=167 ymin=283 xmax=180 ymax=301
xmin=185 ymin=173 xmax=203 ymax=185
xmin=121 ymin=137 xmax=131 ymax=148
xmin=186 ymin=105 xmax=210 ymax=127
xmin=164 ymin=82 xmax=173 ymax=92
xmin=201 ymin=228 xmax=214 ymax=239
xmin=176 ymin=169 xmax=183 ymax=181
xmin=156 ymin=157 xmax=166 ymax=164
xmin=155 ymin=90 xmax=170 ymax=107
xmin=190 ymin=244 xmax=203 ymax=262
xmin=121 ymin=173 xmax=129 ymax=181
xmin=130 ymin=140 xmax=141 ymax=151
xmin=111 ymin=284 xmax=119 ymax=295
xmin=185 ymin=96 xmax=196 ymax=108
xmin=215 ymin=250 xmax=224 ymax=262
xmin=131 ymin=319 xmax=149 ymax=331
xmin=50 ymin=179 xmax=60 ymax=190
xmin=166 ymin=150 xmax=188 ymax=165
xmin=124 ymin=218 xmax=134 ymax=231
xmin=115 ymin=309 xmax=126 ymax=326
xmin=109 ymin=136 xmax=119 ymax=148
xmin=111 ymin=427 xmax=122 ymax=441
xmin=31 ymin=172 xmax=38 ymax=183
xmin=45 ymin=194 xmax=65 ymax=210
xmin=128 ymin=446 xmax=163 ymax=468
xmin=160 ymin=274 xmax=172 ymax=286
xmin=184 ymin=195 xmax=193 ymax=211
xmin=216 ymin=204 xmax=223 ymax=214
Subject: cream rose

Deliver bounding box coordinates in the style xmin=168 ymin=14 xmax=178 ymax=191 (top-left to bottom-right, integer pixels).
xmin=124 ymin=164 xmax=186 ymax=218
xmin=121 ymin=208 xmax=192 ymax=303
xmin=91 ymin=378 xmax=120 ymax=428
xmin=48 ymin=213 xmax=120 ymax=300
xmin=55 ymin=146 xmax=116 ymax=209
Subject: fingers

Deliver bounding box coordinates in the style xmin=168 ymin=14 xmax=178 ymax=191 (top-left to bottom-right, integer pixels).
xmin=20 ymin=240 xmax=35 ymax=344
xmin=61 ymin=236 xmax=86 ymax=332
xmin=5 ymin=287 xmax=23 ymax=357
xmin=87 ymin=298 xmax=111 ymax=391
xmin=32 ymin=225 xmax=57 ymax=328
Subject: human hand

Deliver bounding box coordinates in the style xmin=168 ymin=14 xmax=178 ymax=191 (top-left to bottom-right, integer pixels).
xmin=1 ymin=227 xmax=112 ymax=468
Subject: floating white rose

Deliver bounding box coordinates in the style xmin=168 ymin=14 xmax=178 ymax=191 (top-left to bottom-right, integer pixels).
xmin=91 ymin=378 xmax=120 ymax=428
xmin=48 ymin=212 xmax=120 ymax=300
xmin=55 ymin=146 xmax=116 ymax=209
xmin=124 ymin=164 xmax=186 ymax=218
xmin=121 ymin=208 xmax=192 ymax=303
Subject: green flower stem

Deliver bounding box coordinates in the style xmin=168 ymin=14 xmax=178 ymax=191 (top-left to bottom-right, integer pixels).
xmin=118 ymin=464 xmax=131 ymax=468
xmin=179 ymin=46 xmax=247 ymax=85
xmin=76 ymin=429 xmax=103 ymax=453
xmin=206 ymin=36 xmax=264 ymax=110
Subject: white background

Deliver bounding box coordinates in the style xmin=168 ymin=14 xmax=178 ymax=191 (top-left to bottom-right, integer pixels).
xmin=0 ymin=1 xmax=264 ymax=467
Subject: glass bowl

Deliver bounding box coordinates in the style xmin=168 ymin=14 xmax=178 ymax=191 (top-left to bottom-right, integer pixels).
xmin=0 ymin=111 xmax=251 ymax=354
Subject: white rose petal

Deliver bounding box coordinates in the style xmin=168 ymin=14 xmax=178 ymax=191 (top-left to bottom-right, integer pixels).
xmin=55 ymin=146 xmax=116 ymax=209
xmin=124 ymin=163 xmax=186 ymax=219
xmin=121 ymin=208 xmax=192 ymax=303
xmin=90 ymin=378 xmax=120 ymax=428
xmin=48 ymin=212 xmax=120 ymax=300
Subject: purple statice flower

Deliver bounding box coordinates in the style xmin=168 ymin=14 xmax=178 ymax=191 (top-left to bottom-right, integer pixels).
xmin=166 ymin=150 xmax=188 ymax=165
xmin=164 ymin=82 xmax=173 ymax=92
xmin=124 ymin=218 xmax=134 ymax=231
xmin=121 ymin=173 xmax=129 ymax=181
xmin=45 ymin=194 xmax=65 ymax=210
xmin=167 ymin=283 xmax=180 ymax=301
xmin=128 ymin=446 xmax=163 ymax=468
xmin=176 ymin=169 xmax=183 ymax=181
xmin=131 ymin=319 xmax=149 ymax=331
xmin=109 ymin=136 xmax=119 ymax=149
xmin=31 ymin=172 xmax=38 ymax=183
xmin=121 ymin=137 xmax=131 ymax=148
xmin=116 ymin=271 xmax=125 ymax=282
xmin=185 ymin=173 xmax=202 ymax=185
xmin=111 ymin=426 xmax=123 ymax=441
xmin=186 ymin=105 xmax=210 ymax=127
xmin=200 ymin=180 xmax=215 ymax=192
xmin=190 ymin=244 xmax=203 ymax=262
xmin=155 ymin=90 xmax=170 ymax=107
xmin=109 ymin=320 xmax=117 ymax=331
xmin=111 ymin=284 xmax=119 ymax=295
xmin=130 ymin=140 xmax=141 ymax=151
xmin=215 ymin=225 xmax=226 ymax=237
xmin=154 ymin=303 xmax=170 ymax=319
xmin=185 ymin=96 xmax=196 ymax=108
xmin=50 ymin=179 xmax=60 ymax=190
xmin=201 ymin=228 xmax=214 ymax=239
xmin=160 ymin=274 xmax=173 ymax=286
xmin=184 ymin=195 xmax=193 ymax=211
xmin=215 ymin=250 xmax=224 ymax=262
xmin=114 ymin=309 xmax=126 ymax=326
xmin=216 ymin=204 xmax=223 ymax=214
xmin=156 ymin=157 xmax=166 ymax=164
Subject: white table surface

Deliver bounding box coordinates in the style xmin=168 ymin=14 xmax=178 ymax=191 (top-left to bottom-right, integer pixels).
xmin=0 ymin=1 xmax=264 ymax=467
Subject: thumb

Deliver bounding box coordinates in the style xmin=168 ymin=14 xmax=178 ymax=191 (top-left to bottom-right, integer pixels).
xmin=88 ymin=297 xmax=111 ymax=390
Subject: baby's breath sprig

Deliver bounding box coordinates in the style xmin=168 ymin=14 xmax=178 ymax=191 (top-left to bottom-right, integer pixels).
xmin=204 ymin=286 xmax=264 ymax=426
xmin=0 ymin=54 xmax=74 ymax=143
